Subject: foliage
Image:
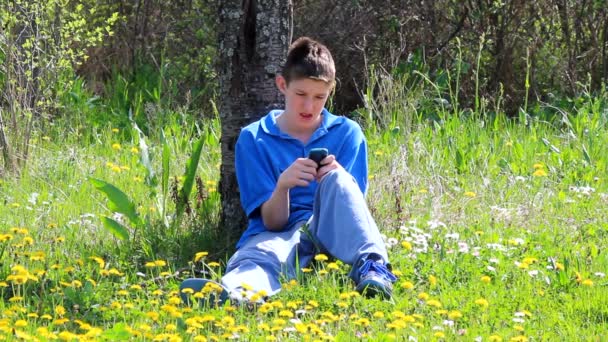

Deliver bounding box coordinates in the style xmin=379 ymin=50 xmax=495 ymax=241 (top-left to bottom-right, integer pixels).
xmin=0 ymin=0 xmax=118 ymax=172
xmin=294 ymin=0 xmax=608 ymax=114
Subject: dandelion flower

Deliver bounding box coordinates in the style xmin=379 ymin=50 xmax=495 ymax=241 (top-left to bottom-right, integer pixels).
xmin=314 ymin=254 xmax=329 ymax=262
xmin=194 ymin=252 xmax=208 ymax=262
xmin=582 ymin=279 xmax=593 ymax=287
xmin=112 ymin=143 xmax=122 ymax=150
xmin=533 ymin=169 xmax=547 ymax=177
xmin=427 ymin=299 xmax=442 ymax=308
xmin=464 ymin=191 xmax=477 ymax=198
xmin=481 ymin=275 xmax=492 ymax=283
xmin=475 ymin=298 xmax=489 ymax=308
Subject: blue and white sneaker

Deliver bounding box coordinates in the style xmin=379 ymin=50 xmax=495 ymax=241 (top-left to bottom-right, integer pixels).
xmin=354 ymin=253 xmax=397 ymax=299
xmin=179 ymin=278 xmax=230 ymax=308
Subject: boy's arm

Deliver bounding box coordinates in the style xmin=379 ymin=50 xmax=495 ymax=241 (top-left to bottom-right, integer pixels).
xmin=261 ymin=157 xmax=318 ymax=230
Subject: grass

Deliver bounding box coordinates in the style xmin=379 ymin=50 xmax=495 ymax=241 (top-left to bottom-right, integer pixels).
xmin=1 ymin=80 xmax=607 ymax=341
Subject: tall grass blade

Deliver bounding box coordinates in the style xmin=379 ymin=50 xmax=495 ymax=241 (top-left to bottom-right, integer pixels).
xmin=161 ymin=131 xmax=170 ymax=215
xmin=176 ymin=136 xmax=204 ymax=220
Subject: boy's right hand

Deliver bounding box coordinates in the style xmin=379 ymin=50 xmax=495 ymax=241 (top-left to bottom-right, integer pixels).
xmin=277 ymin=158 xmax=319 ymax=190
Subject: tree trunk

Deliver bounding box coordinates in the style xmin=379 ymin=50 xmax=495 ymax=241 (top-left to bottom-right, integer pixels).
xmin=218 ymin=0 xmax=293 ymax=250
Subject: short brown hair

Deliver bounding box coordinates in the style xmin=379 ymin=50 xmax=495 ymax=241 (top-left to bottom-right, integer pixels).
xmin=281 ymin=37 xmax=335 ymax=85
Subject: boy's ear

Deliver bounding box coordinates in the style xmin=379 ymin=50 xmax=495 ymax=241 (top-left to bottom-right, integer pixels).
xmin=275 ymin=75 xmax=287 ymax=94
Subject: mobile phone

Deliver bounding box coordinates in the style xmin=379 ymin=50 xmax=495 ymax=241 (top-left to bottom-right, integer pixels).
xmin=308 ymin=148 xmax=328 ymax=167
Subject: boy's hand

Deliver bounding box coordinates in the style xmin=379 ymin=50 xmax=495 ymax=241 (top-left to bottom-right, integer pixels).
xmin=316 ymin=154 xmax=342 ymax=180
xmin=278 ymin=158 xmax=318 ymax=189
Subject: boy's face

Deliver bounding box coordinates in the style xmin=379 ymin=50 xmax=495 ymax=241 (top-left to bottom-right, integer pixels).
xmin=276 ymin=75 xmax=333 ymax=132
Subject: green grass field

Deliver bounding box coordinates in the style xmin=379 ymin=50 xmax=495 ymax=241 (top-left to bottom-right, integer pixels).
xmin=1 ymin=93 xmax=607 ymax=341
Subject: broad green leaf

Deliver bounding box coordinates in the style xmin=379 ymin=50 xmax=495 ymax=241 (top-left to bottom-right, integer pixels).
xmin=176 ymin=136 xmax=204 ymax=218
xmin=100 ymin=216 xmax=129 ymax=240
xmin=90 ymin=178 xmax=141 ymax=226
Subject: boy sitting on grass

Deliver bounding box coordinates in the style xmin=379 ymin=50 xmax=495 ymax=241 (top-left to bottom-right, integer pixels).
xmin=181 ymin=36 xmax=396 ymax=306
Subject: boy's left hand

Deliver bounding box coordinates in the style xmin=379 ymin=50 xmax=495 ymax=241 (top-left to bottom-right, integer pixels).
xmin=316 ymin=154 xmax=342 ymax=181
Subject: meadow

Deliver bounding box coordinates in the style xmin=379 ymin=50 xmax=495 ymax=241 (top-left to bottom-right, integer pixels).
xmin=1 ymin=80 xmax=607 ymax=341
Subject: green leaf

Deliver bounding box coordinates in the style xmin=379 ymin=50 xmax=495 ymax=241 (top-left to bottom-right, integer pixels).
xmin=176 ymin=137 xmax=204 ymax=218
xmin=90 ymin=178 xmax=141 ymax=226
xmin=100 ymin=216 xmax=129 ymax=240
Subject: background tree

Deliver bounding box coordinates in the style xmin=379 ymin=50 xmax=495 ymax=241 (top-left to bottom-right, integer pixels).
xmin=217 ymin=0 xmax=293 ymax=249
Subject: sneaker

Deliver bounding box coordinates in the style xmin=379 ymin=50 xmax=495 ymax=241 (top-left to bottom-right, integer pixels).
xmin=180 ymin=278 xmax=229 ymax=308
xmin=354 ymin=253 xmax=397 ymax=299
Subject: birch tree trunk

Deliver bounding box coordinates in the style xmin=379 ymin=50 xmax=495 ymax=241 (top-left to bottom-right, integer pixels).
xmin=218 ymin=0 xmax=293 ymax=249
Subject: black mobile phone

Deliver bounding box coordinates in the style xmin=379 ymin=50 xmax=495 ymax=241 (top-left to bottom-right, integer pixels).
xmin=308 ymin=148 xmax=328 ymax=167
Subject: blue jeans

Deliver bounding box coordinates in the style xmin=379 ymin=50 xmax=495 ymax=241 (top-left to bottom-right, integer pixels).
xmin=220 ymin=168 xmax=389 ymax=300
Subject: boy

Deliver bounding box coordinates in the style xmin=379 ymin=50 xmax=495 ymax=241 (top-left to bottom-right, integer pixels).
xmin=180 ymin=37 xmax=396 ymax=306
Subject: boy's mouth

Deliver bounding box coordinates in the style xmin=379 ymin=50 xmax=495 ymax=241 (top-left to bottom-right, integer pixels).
xmin=300 ymin=113 xmax=313 ymax=119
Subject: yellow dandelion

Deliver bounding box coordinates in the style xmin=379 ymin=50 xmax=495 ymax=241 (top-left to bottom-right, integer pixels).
xmin=447 ymin=310 xmax=463 ymax=320
xmin=427 ymin=299 xmax=442 ymax=308
xmin=514 ymin=325 xmax=524 ymax=332
xmin=314 ymin=254 xmax=329 ymax=262
xmin=489 ymin=335 xmax=503 ymax=342
xmin=14 ymin=320 xmax=27 ymax=327
xmin=582 ymin=279 xmax=594 ymax=286
xmin=207 ymin=261 xmax=221 ymax=267
xmin=279 ymin=310 xmax=294 ymax=318
xmin=464 ymin=191 xmax=477 ymax=198
xmin=130 ymin=147 xmax=139 ymax=154
xmin=55 ymin=305 xmax=66 ymax=316
xmin=327 ymin=262 xmax=339 ymax=270
xmin=194 ymin=252 xmax=209 ymax=262
xmin=475 ymin=298 xmax=489 ymax=308
xmin=401 ymin=241 xmax=413 ymax=250
xmin=481 ymin=275 xmax=492 ymax=283
xmin=112 ymin=143 xmax=122 ymax=150
xmin=429 ymin=275 xmax=437 ymax=286
xmin=533 ymin=163 xmax=544 ymax=169
xmin=112 ymin=128 xmax=120 ymax=133
xmin=90 ymin=256 xmax=105 ymax=269
xmin=418 ymin=292 xmax=430 ymax=300
xmin=533 ymin=169 xmax=547 ymax=177
xmin=434 ymin=331 xmax=445 ymax=338
xmin=400 ymin=281 xmax=414 ymax=290
xmin=373 ymin=311 xmax=385 ymax=318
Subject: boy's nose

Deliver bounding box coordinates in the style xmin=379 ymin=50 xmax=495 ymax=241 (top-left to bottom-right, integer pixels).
xmin=303 ymin=98 xmax=313 ymax=111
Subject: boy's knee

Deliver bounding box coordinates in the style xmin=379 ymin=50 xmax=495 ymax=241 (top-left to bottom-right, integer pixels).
xmin=319 ymin=168 xmax=354 ymax=186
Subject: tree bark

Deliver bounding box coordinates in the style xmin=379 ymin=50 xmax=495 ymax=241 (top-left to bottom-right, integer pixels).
xmin=218 ymin=0 xmax=293 ymax=250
